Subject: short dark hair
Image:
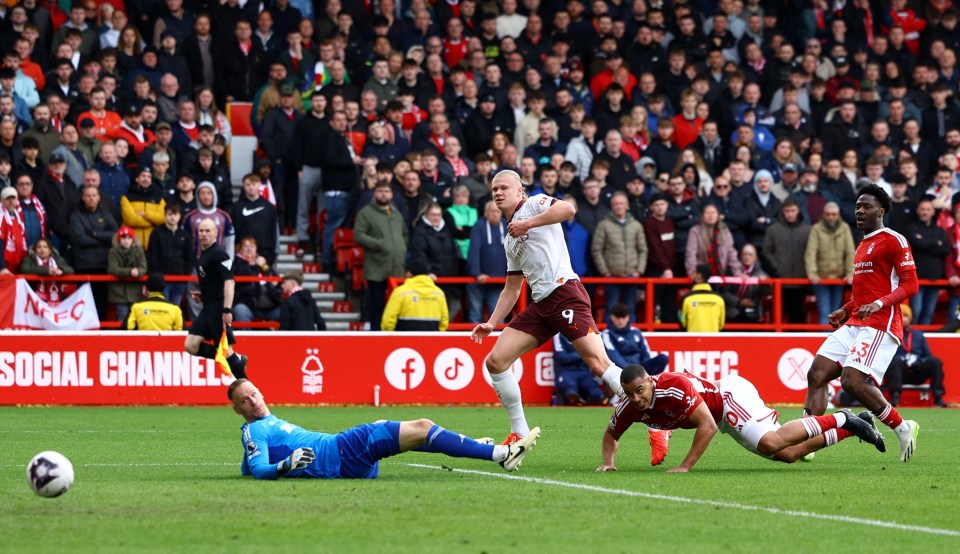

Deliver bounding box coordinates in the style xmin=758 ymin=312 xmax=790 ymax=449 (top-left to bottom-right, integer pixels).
xmin=857 ymin=183 xmax=893 ymax=213
xmin=611 ymin=303 xmax=631 ymax=318
xmin=620 ymin=364 xmax=649 ymax=385
xmin=695 ymin=263 xmax=713 ymax=279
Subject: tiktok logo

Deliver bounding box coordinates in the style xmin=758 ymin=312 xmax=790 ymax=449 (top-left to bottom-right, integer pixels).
xmin=384 ymin=348 xmax=426 ymax=390
xmin=434 ymin=348 xmax=475 ymax=391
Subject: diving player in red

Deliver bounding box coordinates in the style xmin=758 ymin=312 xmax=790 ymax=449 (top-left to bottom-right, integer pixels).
xmin=597 ymin=365 xmax=885 ymax=473
xmin=804 ymin=184 xmax=921 ymax=462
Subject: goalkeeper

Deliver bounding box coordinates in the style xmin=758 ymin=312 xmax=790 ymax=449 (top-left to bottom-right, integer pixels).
xmin=230 ymin=379 xmax=540 ymax=479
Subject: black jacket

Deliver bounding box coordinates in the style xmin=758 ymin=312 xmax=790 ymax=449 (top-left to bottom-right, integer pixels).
xmin=233 ymin=257 xmax=282 ymax=310
xmin=214 ymin=38 xmax=266 ymax=102
xmin=261 ymin=105 xmax=303 ymax=162
xmin=318 ymin=131 xmax=359 ymax=193
xmin=905 ymin=220 xmax=951 ymax=279
xmin=69 ymin=205 xmax=118 ymax=271
xmin=743 ymin=192 xmax=783 ymax=250
xmin=35 ymin=173 xmax=79 ymax=241
xmin=409 ymin=218 xmax=459 ymax=277
xmin=291 ymin=113 xmax=329 ymax=170
xmin=279 ymin=288 xmax=327 ymax=331
xmin=147 ymin=224 xmax=192 ymax=275
xmin=230 ymin=197 xmax=279 ymax=266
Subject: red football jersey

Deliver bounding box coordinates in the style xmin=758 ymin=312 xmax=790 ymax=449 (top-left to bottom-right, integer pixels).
xmin=609 ymin=372 xmax=723 ymax=435
xmin=845 ymin=228 xmax=918 ymax=343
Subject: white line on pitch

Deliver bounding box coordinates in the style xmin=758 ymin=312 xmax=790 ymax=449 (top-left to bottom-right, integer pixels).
xmin=406 ymin=463 xmax=960 ymax=538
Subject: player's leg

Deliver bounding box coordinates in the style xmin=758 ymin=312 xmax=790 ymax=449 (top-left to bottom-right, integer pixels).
xmin=398 ymin=419 xmax=541 ymax=471
xmin=485 ymin=326 xmax=541 ymax=439
xmin=804 ymin=327 xmax=854 ymax=415
xmin=840 ymin=327 xmax=919 ymax=462
xmin=759 ymin=409 xmax=884 ymax=461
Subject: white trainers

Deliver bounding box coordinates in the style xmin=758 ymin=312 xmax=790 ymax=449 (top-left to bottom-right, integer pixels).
xmin=500 ymin=427 xmax=540 ymax=472
xmin=895 ymin=420 xmax=920 ymax=462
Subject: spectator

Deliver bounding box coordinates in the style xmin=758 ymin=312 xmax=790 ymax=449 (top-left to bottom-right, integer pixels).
xmin=409 ymin=201 xmax=462 ymax=318
xmin=353 ymin=180 xmax=408 ymax=331
xmin=291 ymin=92 xmax=328 ymax=251
xmin=230 ymin=173 xmax=279 ymax=267
xmin=762 ymin=198 xmax=812 ymax=324
xmin=566 ymin=118 xmax=601 ymax=181
xmin=232 ymin=237 xmax=282 ymax=323
xmin=215 ymin=18 xmax=266 ymax=103
xmin=94 ymin=141 xmax=131 ymax=215
xmin=591 ymin=191 xmax=647 ymax=323
xmin=804 ymin=202 xmax=856 ymax=325
xmin=260 ymin=84 xmax=302 ymax=222
xmin=127 ymin=273 xmax=184 ymax=331
xmin=107 ymin=225 xmax=148 ymax=323
xmin=381 ymin=257 xmax=449 ymax=331
xmin=743 ymin=170 xmax=782 ymax=253
xmin=14 ymin=174 xmax=46 ymax=249
xmin=18 ymin=237 xmax=73 ymax=302
xmin=719 ymin=244 xmax=770 ymax=324
xmin=560 ymin=196 xmax=591 ymax=278
xmin=146 ymin=203 xmax=192 ymax=308
xmin=665 ymin=173 xmax=700 ymax=274
xmin=552 ymin=332 xmax=607 ymax=405
xmin=317 ymin=110 xmax=360 ymax=269
xmin=278 ymin=270 xmax=326 ymax=331
xmin=50 ymin=124 xmax=86 ymax=186
xmin=885 ymin=305 xmax=948 ymax=407
xmin=21 ymin=104 xmax=61 ymax=166
xmin=466 ymin=200 xmax=507 ymax=323
xmin=643 ymin=192 xmax=679 ymax=323
xmin=34 ymin=152 xmax=79 ymax=247
xmin=680 ymin=264 xmax=726 ymax=332
xmin=1 ymin=186 xmax=27 ymax=273
xmin=906 ymin=198 xmax=952 ymax=325
xmin=684 ymin=202 xmax=741 ymax=278
xmin=120 ymin=166 xmax=166 ymax=250
xmin=602 ymin=302 xmax=669 ymax=375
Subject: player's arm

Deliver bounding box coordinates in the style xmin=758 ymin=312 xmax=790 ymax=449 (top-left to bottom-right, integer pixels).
xmin=508 ymin=198 xmax=575 ymax=236
xmin=244 ymin=426 xmax=315 ymax=480
xmin=487 ymin=273 xmax=524 ymax=325
xmin=858 ymin=247 xmax=919 ymax=319
xmin=597 ymin=426 xmax=623 ymax=472
xmin=667 ymin=402 xmax=717 ymax=473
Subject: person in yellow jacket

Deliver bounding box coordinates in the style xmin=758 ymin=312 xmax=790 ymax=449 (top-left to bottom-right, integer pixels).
xmin=127 ymin=273 xmax=184 ymax=331
xmin=381 ymin=258 xmax=449 ymax=331
xmin=679 ymin=264 xmax=725 ymax=332
xmin=120 ymin=166 xmax=166 ymax=250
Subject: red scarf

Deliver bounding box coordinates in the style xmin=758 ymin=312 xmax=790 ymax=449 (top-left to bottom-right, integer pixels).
xmin=1 ymin=209 xmax=27 ymax=268
xmin=34 ymin=255 xmax=63 ymax=302
xmin=429 ymin=132 xmax=449 ymax=154
xmin=17 ymin=195 xmax=48 ymax=237
xmin=706 ymin=226 xmax=720 ymax=275
xmin=446 ymin=155 xmax=469 ymax=177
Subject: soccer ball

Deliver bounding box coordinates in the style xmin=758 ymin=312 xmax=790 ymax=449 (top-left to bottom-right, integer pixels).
xmin=26 ymin=451 xmax=74 ymax=498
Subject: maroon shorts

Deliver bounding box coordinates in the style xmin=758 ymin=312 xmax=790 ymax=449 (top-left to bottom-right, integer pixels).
xmin=508 ymin=279 xmax=599 ymax=345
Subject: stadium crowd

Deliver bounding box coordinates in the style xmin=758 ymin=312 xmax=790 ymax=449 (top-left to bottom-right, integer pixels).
xmin=2 ymin=0 xmax=960 ymax=331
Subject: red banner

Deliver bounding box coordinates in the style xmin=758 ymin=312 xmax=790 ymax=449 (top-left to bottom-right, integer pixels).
xmin=1 ymin=332 xmax=957 ymax=405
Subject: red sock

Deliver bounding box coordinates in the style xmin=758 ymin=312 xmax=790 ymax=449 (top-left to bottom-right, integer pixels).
xmin=800 ymin=415 xmax=838 ymax=438
xmin=874 ymin=404 xmax=904 ymax=429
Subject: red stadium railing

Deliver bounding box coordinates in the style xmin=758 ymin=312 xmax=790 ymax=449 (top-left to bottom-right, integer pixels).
xmin=387 ymin=276 xmax=956 ymax=333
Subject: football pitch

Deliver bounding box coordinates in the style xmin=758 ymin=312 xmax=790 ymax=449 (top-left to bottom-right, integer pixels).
xmin=2 ymin=405 xmax=958 ymax=553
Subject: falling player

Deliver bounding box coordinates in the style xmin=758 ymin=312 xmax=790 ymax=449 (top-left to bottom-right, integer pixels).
xmin=597 ymin=365 xmax=885 ymax=473
xmin=804 ymin=184 xmax=921 ymax=462
xmin=470 ymin=170 xmax=671 ymax=464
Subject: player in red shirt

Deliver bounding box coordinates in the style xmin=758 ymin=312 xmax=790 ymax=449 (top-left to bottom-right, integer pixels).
xmin=597 ymin=365 xmax=885 ymax=473
xmin=804 ymin=184 xmax=920 ymax=462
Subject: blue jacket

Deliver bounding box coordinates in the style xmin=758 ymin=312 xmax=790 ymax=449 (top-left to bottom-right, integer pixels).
xmin=602 ymin=324 xmax=669 ymax=374
xmin=94 ymin=161 xmax=130 ymax=215
xmin=467 ymin=218 xmax=508 ymax=277
xmin=562 ymin=219 xmax=590 ymax=276
xmin=552 ymin=334 xmax=590 ymax=373
xmin=895 ymin=328 xmax=933 ymax=364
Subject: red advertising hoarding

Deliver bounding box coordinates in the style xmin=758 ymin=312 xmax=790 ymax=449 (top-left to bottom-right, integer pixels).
xmin=1 ymin=332 xmax=957 ymax=406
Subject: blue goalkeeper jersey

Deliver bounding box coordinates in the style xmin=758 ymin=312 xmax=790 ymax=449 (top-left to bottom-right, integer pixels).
xmin=240 ymin=415 xmax=340 ymax=479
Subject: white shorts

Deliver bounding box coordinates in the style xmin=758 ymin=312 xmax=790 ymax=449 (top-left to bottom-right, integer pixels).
xmin=815 ymin=325 xmax=898 ymax=385
xmin=717 ymin=375 xmax=781 ymax=459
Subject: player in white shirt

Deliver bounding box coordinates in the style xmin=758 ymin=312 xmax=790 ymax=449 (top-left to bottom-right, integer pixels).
xmin=471 ymin=170 xmax=670 ymax=464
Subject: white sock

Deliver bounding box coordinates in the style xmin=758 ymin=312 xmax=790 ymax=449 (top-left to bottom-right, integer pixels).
xmin=492 ymin=445 xmax=510 ymax=462
xmin=601 ymin=364 xmax=624 ymax=397
xmin=490 ymin=370 xmax=530 ymax=437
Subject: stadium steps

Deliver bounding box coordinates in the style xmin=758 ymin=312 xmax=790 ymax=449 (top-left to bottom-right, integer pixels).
xmin=274 ymin=233 xmax=361 ymax=329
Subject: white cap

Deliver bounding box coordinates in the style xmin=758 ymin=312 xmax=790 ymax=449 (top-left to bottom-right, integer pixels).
xmin=1 ymin=186 xmax=17 ymax=200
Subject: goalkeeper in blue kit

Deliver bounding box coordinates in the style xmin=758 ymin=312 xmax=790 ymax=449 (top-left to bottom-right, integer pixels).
xmin=229 ymin=379 xmax=541 ymax=479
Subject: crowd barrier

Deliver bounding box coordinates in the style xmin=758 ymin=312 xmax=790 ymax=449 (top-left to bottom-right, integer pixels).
xmin=1 ymin=332 xmax=956 ymax=406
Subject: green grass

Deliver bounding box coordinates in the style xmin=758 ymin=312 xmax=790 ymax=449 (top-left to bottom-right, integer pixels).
xmin=2 ymin=406 xmax=958 ymax=553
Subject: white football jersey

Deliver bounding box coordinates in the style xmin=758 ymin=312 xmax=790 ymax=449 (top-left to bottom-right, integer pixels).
xmin=504 ymin=194 xmax=579 ymax=302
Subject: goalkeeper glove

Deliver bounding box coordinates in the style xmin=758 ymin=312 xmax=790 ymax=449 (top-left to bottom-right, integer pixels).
xmin=276 ymin=447 xmax=315 ymax=476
